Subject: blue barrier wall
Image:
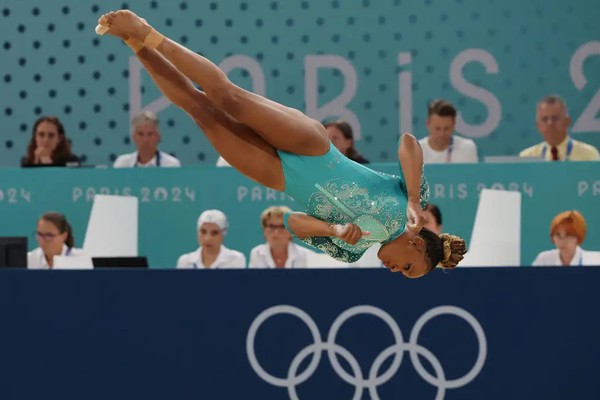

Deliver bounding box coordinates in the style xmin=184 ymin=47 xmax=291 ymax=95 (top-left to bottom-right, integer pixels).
xmin=0 ymin=268 xmax=598 ymax=399
xmin=0 ymin=0 xmax=598 ymax=167
xmin=0 ymin=162 xmax=598 ymax=267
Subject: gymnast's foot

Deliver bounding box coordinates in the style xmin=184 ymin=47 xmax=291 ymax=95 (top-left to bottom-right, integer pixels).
xmin=100 ymin=10 xmax=152 ymax=42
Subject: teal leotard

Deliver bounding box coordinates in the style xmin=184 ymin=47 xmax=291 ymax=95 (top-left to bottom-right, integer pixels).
xmin=280 ymin=143 xmax=429 ymax=262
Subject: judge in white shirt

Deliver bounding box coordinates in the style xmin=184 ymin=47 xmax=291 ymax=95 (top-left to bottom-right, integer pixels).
xmin=249 ymin=206 xmax=314 ymax=268
xmin=113 ymin=111 xmax=181 ymax=168
xmin=28 ymin=212 xmax=83 ymax=269
xmin=177 ymin=209 xmax=246 ymax=269
xmin=533 ymin=210 xmax=591 ymax=266
xmin=418 ymin=99 xmax=478 ymax=164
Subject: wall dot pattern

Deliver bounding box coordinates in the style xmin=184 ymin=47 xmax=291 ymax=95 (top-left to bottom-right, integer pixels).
xmin=0 ymin=0 xmax=599 ymax=166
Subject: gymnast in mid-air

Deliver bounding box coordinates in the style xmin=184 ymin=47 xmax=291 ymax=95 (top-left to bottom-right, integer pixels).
xmin=96 ymin=10 xmax=466 ymax=278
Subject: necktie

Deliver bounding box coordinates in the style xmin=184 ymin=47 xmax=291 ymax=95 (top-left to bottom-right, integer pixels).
xmin=550 ymin=146 xmax=559 ymax=161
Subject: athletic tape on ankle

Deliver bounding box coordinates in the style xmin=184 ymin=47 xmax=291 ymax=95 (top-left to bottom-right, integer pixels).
xmin=125 ymin=38 xmax=144 ymax=54
xmin=95 ymin=24 xmax=109 ymax=35
xmin=144 ymin=29 xmax=165 ymax=49
xmin=95 ymin=15 xmax=109 ymax=35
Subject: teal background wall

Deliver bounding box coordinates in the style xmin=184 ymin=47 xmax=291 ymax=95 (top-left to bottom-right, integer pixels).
xmin=1 ymin=0 xmax=599 ymax=167
xmin=0 ymin=163 xmax=597 ymax=267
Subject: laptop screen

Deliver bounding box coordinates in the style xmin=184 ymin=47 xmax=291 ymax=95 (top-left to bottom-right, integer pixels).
xmin=92 ymin=257 xmax=149 ymax=269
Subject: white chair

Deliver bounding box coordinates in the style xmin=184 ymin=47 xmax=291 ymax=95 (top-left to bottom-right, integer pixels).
xmin=460 ymin=189 xmax=521 ymax=267
xmin=83 ymin=195 xmax=139 ymax=257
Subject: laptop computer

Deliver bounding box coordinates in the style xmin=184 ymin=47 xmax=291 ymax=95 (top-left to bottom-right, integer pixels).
xmin=0 ymin=237 xmax=27 ymax=268
xmin=92 ymin=256 xmax=149 ymax=269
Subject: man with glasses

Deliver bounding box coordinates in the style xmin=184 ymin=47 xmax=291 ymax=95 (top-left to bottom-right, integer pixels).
xmin=519 ymin=95 xmax=599 ymax=161
xmin=249 ymin=206 xmax=315 ymax=269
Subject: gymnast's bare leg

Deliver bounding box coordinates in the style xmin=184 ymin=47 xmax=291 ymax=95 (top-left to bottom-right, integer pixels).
xmin=103 ymin=10 xmax=330 ymax=164
xmin=102 ymin=24 xmax=285 ymax=189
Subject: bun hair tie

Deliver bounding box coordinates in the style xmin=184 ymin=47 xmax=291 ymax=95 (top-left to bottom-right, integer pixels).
xmin=442 ymin=239 xmax=452 ymax=263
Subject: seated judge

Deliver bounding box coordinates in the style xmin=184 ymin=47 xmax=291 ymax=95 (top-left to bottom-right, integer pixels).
xmin=113 ymin=111 xmax=182 ymax=167
xmin=28 ymin=212 xmax=83 ymax=269
xmin=532 ymin=210 xmax=594 ymax=266
xmin=21 ymin=116 xmax=80 ymax=167
xmin=176 ymin=209 xmax=246 ymax=269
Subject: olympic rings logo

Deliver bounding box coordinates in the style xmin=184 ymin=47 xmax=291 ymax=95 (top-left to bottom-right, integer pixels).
xmin=247 ymin=305 xmax=487 ymax=400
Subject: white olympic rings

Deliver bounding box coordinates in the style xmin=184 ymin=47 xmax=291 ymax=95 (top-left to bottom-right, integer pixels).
xmin=246 ymin=304 xmax=487 ymax=400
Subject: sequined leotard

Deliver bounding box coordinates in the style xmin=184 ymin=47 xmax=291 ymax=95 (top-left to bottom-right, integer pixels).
xmin=280 ymin=143 xmax=429 ymax=262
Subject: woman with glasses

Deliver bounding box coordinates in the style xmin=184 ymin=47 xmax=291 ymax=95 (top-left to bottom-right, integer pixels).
xmin=28 ymin=212 xmax=82 ymax=269
xmin=249 ymin=206 xmax=315 ymax=269
xmin=533 ymin=210 xmax=595 ymax=266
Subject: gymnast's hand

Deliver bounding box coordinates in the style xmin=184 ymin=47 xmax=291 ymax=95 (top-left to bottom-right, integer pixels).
xmin=332 ymin=223 xmax=370 ymax=245
xmin=34 ymin=146 xmax=53 ymax=165
xmin=405 ymin=199 xmax=425 ymax=234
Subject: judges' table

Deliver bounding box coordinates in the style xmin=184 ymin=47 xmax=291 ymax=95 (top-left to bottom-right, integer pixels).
xmin=0 ymin=162 xmax=598 ymax=267
xmin=0 ymin=267 xmax=598 ymax=399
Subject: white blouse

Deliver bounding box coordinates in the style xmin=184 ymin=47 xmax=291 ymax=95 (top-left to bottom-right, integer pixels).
xmin=532 ymin=247 xmax=588 ymax=266
xmin=27 ymin=245 xmax=84 ymax=269
xmin=176 ymin=246 xmax=246 ymax=269
xmin=248 ymin=242 xmax=314 ymax=269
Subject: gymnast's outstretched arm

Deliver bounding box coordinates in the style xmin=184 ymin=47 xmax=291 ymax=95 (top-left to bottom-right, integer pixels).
xmin=398 ymin=133 xmax=425 ymax=233
xmin=285 ymin=213 xmax=369 ymax=246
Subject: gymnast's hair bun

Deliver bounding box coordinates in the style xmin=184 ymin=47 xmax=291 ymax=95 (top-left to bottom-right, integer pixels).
xmin=439 ymin=234 xmax=466 ymax=269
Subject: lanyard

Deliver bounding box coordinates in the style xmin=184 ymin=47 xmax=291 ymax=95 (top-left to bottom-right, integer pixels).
xmin=562 ymin=252 xmax=583 ymax=266
xmin=445 ymin=136 xmax=454 ymax=163
xmin=541 ymin=139 xmax=573 ymax=161
xmin=135 ymin=151 xmax=161 ymax=167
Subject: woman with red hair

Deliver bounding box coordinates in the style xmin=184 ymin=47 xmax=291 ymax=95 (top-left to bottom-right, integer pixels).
xmin=533 ymin=210 xmax=590 ymax=266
